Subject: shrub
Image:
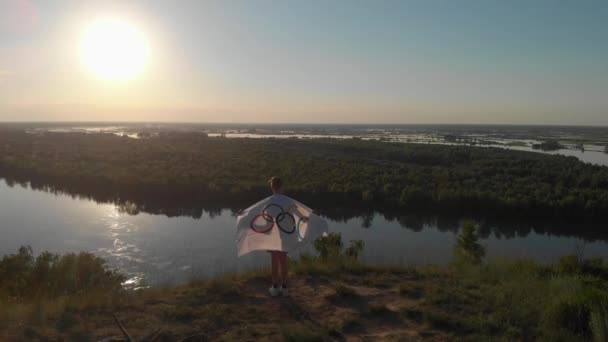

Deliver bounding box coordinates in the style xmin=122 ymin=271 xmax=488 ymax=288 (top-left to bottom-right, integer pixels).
xmin=453 ymin=220 xmax=485 ymax=265
xmin=556 ymin=255 xmax=582 ymax=274
xmin=313 ymin=234 xmax=366 ymax=264
xmin=542 ymin=276 xmax=608 ymax=339
xmin=555 ymin=255 xmax=608 ymax=279
xmin=313 ymin=233 xmax=343 ymax=261
xmin=344 ymin=240 xmax=365 ymax=261
xmin=0 ymin=246 xmax=125 ymax=300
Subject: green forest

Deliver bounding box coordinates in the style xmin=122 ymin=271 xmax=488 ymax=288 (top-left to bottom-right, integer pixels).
xmin=1 ymin=130 xmax=608 ymax=223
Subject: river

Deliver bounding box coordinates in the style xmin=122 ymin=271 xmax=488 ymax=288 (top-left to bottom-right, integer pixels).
xmin=1 ymin=181 xmax=607 ymax=287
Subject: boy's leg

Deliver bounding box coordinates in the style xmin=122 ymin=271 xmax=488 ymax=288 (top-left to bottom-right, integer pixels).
xmin=271 ymin=251 xmax=279 ymax=287
xmin=279 ymin=252 xmax=288 ymax=287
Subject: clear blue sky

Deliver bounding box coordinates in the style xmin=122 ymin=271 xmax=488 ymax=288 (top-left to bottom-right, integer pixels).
xmin=0 ymin=0 xmax=607 ymax=124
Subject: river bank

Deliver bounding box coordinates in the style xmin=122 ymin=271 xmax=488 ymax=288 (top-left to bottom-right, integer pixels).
xmin=1 ymin=249 xmax=607 ymax=341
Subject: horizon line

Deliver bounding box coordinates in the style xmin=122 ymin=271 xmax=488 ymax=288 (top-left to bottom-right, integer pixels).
xmin=1 ymin=120 xmax=608 ymax=128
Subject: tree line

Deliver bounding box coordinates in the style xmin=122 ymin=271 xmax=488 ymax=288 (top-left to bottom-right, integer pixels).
xmin=1 ymin=130 xmax=608 ymax=225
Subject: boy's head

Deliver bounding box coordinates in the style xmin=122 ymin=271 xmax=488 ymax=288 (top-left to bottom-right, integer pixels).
xmin=269 ymin=177 xmax=283 ymax=194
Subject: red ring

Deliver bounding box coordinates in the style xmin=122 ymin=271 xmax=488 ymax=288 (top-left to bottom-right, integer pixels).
xmin=250 ymin=213 xmax=274 ymax=233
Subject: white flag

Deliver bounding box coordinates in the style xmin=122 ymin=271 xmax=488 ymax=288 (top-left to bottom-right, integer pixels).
xmin=236 ymin=194 xmax=328 ymax=256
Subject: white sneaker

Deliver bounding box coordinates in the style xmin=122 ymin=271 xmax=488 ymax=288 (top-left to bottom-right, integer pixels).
xmin=269 ymin=286 xmax=280 ymax=297
xmin=280 ymin=286 xmax=289 ymax=297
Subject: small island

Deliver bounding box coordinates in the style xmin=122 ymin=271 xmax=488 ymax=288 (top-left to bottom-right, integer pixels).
xmin=505 ymin=141 xmax=528 ymax=147
xmin=532 ymin=140 xmax=563 ymax=151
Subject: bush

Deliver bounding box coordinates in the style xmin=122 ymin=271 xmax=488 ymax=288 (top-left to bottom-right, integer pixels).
xmin=313 ymin=233 xmax=343 ymax=261
xmin=541 ymin=276 xmax=608 ymax=339
xmin=313 ymin=234 xmax=366 ymax=264
xmin=453 ymin=220 xmax=485 ymax=265
xmin=344 ymin=240 xmax=364 ymax=261
xmin=556 ymin=254 xmax=582 ymax=274
xmin=0 ymin=246 xmax=125 ymax=300
xmin=555 ymin=255 xmax=608 ymax=279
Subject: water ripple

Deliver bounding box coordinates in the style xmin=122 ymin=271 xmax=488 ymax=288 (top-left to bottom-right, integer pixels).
xmin=98 ymin=207 xmax=145 ymax=287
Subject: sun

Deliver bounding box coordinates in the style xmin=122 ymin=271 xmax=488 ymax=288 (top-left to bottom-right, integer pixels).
xmin=80 ymin=18 xmax=148 ymax=81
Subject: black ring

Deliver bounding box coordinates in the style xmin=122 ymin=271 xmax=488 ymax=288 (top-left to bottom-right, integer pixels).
xmin=262 ymin=204 xmax=284 ymax=222
xmin=276 ymin=212 xmax=296 ymax=234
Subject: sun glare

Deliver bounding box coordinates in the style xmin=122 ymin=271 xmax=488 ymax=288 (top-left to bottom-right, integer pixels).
xmin=80 ymin=19 xmax=148 ymax=81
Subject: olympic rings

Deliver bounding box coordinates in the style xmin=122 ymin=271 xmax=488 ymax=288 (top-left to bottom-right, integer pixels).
xmin=250 ymin=212 xmax=274 ymax=233
xmin=262 ymin=203 xmax=283 ymax=223
xmin=276 ymin=212 xmax=296 ymax=234
xmin=296 ymin=216 xmax=309 ymax=240
xmin=249 ymin=203 xmax=309 ymax=235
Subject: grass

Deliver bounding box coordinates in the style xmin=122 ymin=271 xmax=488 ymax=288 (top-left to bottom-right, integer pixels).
xmin=293 ymin=242 xmax=608 ymax=340
xmin=590 ymin=302 xmax=608 ymax=342
xmin=0 ymin=264 xmax=602 ymax=340
xmin=1 ymin=243 xmax=607 ymax=341
xmin=281 ymin=323 xmax=327 ymax=342
xmin=409 ymin=257 xmax=608 ymax=341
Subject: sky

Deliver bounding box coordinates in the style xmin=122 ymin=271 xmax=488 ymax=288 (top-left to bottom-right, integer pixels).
xmin=0 ymin=0 xmax=607 ymax=124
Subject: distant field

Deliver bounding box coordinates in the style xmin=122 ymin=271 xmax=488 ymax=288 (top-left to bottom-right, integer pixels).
xmin=0 ymin=130 xmax=607 ymax=222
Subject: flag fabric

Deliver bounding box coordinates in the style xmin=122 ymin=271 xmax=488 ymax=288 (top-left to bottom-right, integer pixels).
xmin=236 ymin=194 xmax=328 ymax=256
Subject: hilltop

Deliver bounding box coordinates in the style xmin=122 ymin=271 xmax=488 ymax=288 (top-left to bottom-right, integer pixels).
xmin=1 ymin=233 xmax=607 ymax=341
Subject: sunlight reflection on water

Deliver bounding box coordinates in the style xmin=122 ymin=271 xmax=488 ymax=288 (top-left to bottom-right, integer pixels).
xmin=96 ymin=207 xmax=147 ymax=288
